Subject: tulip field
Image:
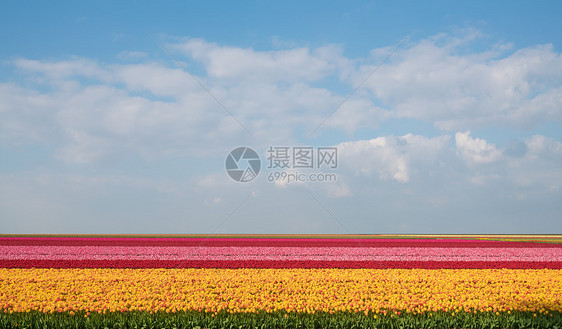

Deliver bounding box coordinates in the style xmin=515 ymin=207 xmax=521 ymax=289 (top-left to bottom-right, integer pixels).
xmin=1 ymin=235 xmax=562 ymax=328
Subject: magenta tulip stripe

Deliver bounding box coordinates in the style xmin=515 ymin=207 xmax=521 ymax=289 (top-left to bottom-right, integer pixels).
xmin=1 ymin=237 xmax=561 ymax=269
xmin=2 ymin=246 xmax=562 ymax=262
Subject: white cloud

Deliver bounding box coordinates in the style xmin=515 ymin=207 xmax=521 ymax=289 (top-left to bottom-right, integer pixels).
xmin=177 ymin=39 xmax=343 ymax=83
xmin=338 ymin=134 xmax=452 ymax=183
xmin=4 ymin=59 xmax=251 ymax=161
xmin=5 ymin=33 xmax=562 ymax=165
xmin=5 ymin=50 xmax=351 ymax=161
xmin=114 ymin=63 xmax=200 ymax=97
xmin=455 ymin=131 xmax=503 ymax=164
xmin=334 ymin=131 xmax=561 ymax=196
xmin=360 ymin=33 xmax=562 ymax=130
xmin=322 ymin=97 xmax=389 ymax=134
xmin=14 ymin=57 xmax=109 ymax=81
xmin=0 ymin=83 xmax=60 ymax=144
xmin=525 ymin=135 xmax=562 ymax=160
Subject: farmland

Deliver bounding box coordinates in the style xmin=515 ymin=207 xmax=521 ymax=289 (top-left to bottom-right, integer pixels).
xmin=1 ymin=234 xmax=561 ymax=328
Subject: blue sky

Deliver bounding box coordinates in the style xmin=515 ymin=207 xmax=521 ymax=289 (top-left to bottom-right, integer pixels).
xmin=1 ymin=1 xmax=562 ymax=234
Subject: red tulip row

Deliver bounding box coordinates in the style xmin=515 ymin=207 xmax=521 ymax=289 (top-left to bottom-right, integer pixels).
xmin=1 ymin=259 xmax=561 ymax=269
xmin=0 ymin=237 xmax=557 ymax=248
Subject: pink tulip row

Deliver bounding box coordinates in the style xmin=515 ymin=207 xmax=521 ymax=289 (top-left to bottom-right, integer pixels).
xmin=2 ymin=245 xmax=561 ymax=262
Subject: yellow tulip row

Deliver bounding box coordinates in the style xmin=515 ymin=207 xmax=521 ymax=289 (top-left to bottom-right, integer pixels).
xmin=1 ymin=268 xmax=560 ymax=315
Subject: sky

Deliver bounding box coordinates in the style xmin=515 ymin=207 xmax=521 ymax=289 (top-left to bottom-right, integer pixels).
xmin=1 ymin=1 xmax=562 ymax=234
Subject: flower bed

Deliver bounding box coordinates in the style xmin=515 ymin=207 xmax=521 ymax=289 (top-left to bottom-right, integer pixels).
xmin=1 ymin=235 xmax=561 ymax=328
